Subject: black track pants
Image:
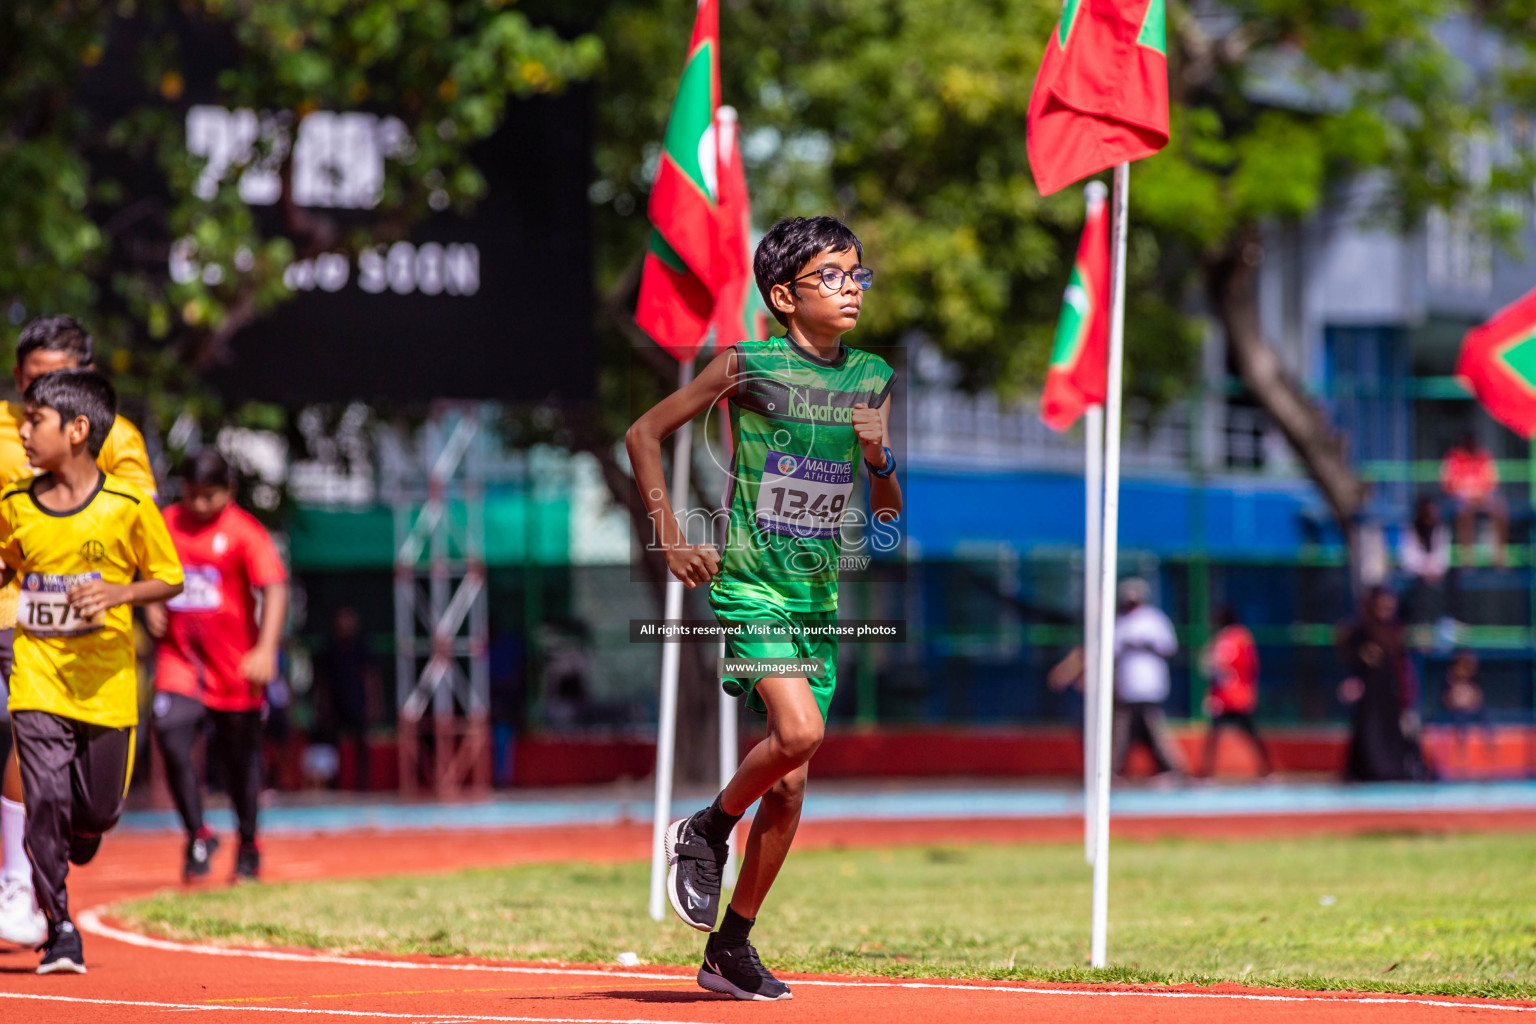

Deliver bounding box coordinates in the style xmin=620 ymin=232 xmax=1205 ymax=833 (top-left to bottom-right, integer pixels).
xmin=11 ymin=710 xmax=132 ymax=927
xmin=152 ymin=692 xmax=263 ymax=845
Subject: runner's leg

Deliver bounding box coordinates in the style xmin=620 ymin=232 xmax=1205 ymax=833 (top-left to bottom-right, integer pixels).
xmin=1236 ymin=712 xmax=1274 ymax=776
xmin=69 ymin=723 xmax=132 ymax=841
xmin=153 ymin=694 xmax=207 ymax=840
xmin=722 ymin=675 xmax=822 ymax=917
xmin=1201 ymin=716 xmax=1223 ymax=778
xmin=11 ymin=712 xmax=77 ymax=927
xmin=728 ymin=762 xmax=809 ymax=918
xmin=211 ymin=710 xmax=263 ymax=845
xmin=1144 ymin=705 xmax=1185 ymax=775
xmin=718 ymin=675 xmax=823 ymax=816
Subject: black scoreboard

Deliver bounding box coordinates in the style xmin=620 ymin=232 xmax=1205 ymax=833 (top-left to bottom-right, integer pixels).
xmin=204 ymin=92 xmax=595 ymax=405
xmin=82 ymin=13 xmax=595 ymax=406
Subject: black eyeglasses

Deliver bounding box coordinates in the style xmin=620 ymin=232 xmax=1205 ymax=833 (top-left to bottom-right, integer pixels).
xmin=790 ymin=266 xmax=875 ymax=291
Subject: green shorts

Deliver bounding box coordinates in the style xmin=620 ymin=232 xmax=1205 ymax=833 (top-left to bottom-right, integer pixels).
xmin=709 ymin=585 xmax=837 ymax=721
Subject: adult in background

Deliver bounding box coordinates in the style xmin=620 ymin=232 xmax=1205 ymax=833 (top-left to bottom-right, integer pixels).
xmin=313 ymin=607 xmax=377 ymax=792
xmin=1198 ymin=607 xmax=1273 ymax=778
xmin=1111 ymin=577 xmax=1185 ymax=781
xmin=1398 ymin=496 xmax=1452 ymax=628
xmin=1337 ymin=587 xmax=1413 ymax=782
xmin=145 ymin=451 xmax=288 ymax=881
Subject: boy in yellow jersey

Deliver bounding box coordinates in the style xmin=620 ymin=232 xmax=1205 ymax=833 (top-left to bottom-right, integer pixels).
xmin=0 ymin=369 xmax=182 ymax=973
xmin=0 ymin=315 xmax=157 ymax=949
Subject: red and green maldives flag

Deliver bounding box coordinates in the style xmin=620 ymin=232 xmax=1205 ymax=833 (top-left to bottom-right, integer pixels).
xmin=1457 ymin=287 xmax=1536 ymax=438
xmin=1027 ymin=0 xmax=1170 ymax=197
xmin=636 ymin=0 xmax=724 ymax=362
xmin=1041 ymin=185 xmax=1110 ymax=431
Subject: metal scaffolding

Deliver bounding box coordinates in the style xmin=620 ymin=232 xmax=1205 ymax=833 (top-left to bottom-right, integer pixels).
xmin=387 ymin=403 xmax=491 ymax=798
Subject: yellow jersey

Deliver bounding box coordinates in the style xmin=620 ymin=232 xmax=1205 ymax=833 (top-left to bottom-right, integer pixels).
xmin=0 ymin=472 xmax=183 ymax=728
xmin=0 ymin=401 xmax=157 ymax=630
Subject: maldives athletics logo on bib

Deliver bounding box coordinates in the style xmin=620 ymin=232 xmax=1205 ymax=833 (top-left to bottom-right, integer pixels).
xmin=777 ymin=455 xmax=798 ymax=475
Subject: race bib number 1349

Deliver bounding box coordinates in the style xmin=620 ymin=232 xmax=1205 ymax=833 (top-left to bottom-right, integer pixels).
xmin=754 ymin=450 xmax=854 ymax=539
xmin=18 ymin=572 xmax=105 ymax=638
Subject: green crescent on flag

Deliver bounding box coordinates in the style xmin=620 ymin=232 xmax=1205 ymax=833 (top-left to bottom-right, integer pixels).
xmin=1041 ymin=187 xmax=1111 ymax=431
xmin=1458 ymin=286 xmax=1536 ymax=438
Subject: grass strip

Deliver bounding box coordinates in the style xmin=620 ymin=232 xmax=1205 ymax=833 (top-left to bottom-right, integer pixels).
xmin=114 ymin=832 xmax=1536 ymax=1000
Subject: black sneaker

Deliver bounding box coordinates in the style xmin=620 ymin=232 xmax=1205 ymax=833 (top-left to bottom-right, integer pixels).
xmin=234 ymin=841 xmax=261 ymax=881
xmin=68 ymin=833 xmax=102 ymax=866
xmin=183 ymin=834 xmax=220 ymax=881
xmin=37 ymin=920 xmax=86 ymax=975
xmin=665 ymin=811 xmax=727 ymax=931
xmin=697 ymin=936 xmax=791 ymax=1001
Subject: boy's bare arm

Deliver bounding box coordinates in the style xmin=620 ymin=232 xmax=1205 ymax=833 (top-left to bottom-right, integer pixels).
xmin=624 ymin=348 xmax=738 ymax=588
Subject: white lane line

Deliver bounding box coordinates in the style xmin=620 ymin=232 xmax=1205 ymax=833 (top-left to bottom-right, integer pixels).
xmin=78 ymin=908 xmax=1536 ymax=1013
xmin=0 ymin=992 xmax=725 ymax=1023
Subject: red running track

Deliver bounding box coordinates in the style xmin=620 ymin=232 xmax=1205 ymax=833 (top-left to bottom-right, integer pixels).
xmin=2 ymin=810 xmax=1534 ymax=1022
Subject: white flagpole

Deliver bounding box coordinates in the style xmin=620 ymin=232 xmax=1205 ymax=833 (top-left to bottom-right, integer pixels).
xmin=717 ymin=401 xmax=739 ymax=886
xmin=1081 ymin=179 xmax=1108 ymax=867
xmin=649 ymin=356 xmax=697 ymax=921
xmin=1083 ymin=403 xmax=1103 ymax=865
xmin=1090 ymin=162 xmax=1130 ymax=967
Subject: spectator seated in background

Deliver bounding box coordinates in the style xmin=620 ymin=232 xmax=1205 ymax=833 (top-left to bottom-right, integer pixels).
xmin=1442 ymin=650 xmax=1494 ymax=761
xmin=1398 ymin=496 xmax=1452 ymax=629
xmin=1440 ymin=434 xmax=1506 ymax=566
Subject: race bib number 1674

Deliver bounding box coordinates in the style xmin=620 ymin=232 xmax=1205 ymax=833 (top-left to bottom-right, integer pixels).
xmin=18 ymin=572 xmax=105 ymax=638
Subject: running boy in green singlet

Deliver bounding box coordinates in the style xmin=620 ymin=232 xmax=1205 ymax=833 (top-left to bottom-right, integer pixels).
xmin=626 ymin=216 xmax=902 ymax=1001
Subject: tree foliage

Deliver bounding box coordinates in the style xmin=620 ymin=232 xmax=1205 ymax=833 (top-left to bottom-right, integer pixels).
xmin=590 ymin=0 xmax=1536 ymax=539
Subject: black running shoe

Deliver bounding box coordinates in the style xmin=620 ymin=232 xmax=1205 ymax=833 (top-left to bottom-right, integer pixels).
xmin=68 ymin=833 xmax=102 ymax=866
xmin=37 ymin=920 xmax=86 ymax=976
xmin=234 ymin=841 xmax=261 ymax=881
xmin=183 ymin=834 xmax=220 ymax=881
xmin=697 ymin=935 xmax=791 ymax=1001
xmin=665 ymin=811 xmax=727 ymax=931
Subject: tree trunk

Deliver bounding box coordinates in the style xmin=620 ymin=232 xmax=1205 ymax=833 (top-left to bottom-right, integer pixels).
xmin=1206 ymin=224 xmax=1371 ymax=572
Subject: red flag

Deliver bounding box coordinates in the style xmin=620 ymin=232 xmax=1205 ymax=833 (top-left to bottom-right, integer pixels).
xmin=637 ymin=231 xmax=716 ymax=360
xmin=1457 ymin=286 xmax=1536 ymax=439
xmin=711 ymin=107 xmax=755 ymax=347
xmin=647 ymin=0 xmax=720 ymax=289
xmin=1027 ymin=0 xmax=1169 ymax=197
xmin=1041 ymin=185 xmax=1111 ymax=430
xmin=635 ymin=2 xmax=761 ymax=362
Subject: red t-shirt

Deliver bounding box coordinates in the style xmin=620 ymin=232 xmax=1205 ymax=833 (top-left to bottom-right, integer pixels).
xmin=155 ymin=503 xmax=287 ymax=711
xmin=1441 ymin=447 xmax=1498 ymax=503
xmin=1208 ymin=625 xmax=1258 ymax=715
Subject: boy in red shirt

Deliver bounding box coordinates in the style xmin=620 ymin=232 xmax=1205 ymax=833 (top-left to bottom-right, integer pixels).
xmin=1199 ymin=607 xmax=1273 ymax=778
xmin=1440 ymin=433 xmax=1507 ymax=564
xmin=145 ymin=451 xmax=288 ymax=881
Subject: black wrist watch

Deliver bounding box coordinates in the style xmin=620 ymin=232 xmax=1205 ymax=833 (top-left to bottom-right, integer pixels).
xmin=865 ymin=445 xmax=896 ymax=478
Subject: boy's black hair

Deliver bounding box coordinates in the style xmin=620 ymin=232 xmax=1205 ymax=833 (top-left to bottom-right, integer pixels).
xmin=177 ymin=449 xmax=235 ymax=488
xmin=753 ymin=216 xmax=863 ymax=327
xmin=15 ymin=315 xmax=94 ymax=368
xmin=25 ymin=369 xmax=117 ymax=458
